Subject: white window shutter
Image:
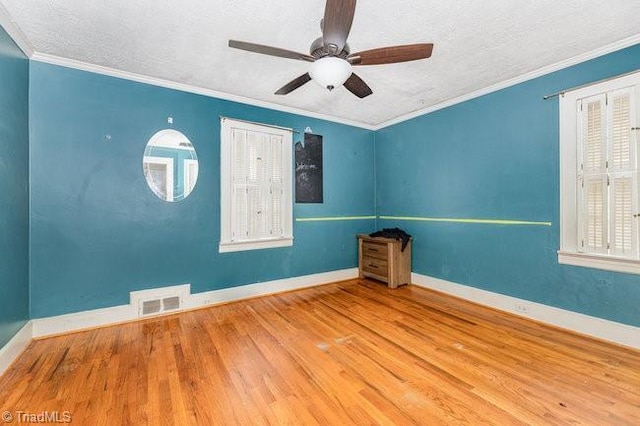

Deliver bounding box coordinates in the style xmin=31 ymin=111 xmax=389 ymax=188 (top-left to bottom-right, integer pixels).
xmin=578 ymin=88 xmax=639 ymax=258
xmin=271 ymin=188 xmax=282 ymax=236
xmin=581 ymin=95 xmax=607 ymax=173
xmin=579 ymin=95 xmax=607 ymax=254
xmin=234 ymin=132 xmax=279 ymax=242
xmin=220 ymin=117 xmax=293 ymax=252
xmin=582 ymin=176 xmax=608 ymax=253
xmin=246 ymin=186 xmax=261 ymax=240
xmin=609 ymin=175 xmax=636 ymax=256
xmin=608 ymin=90 xmax=633 ymax=171
xmin=270 ymin=135 xmax=283 ymax=185
xmin=607 ymin=88 xmax=637 ymax=258
xmin=247 ymin=131 xmax=263 ymax=184
xmin=267 ymin=135 xmax=283 ymax=237
xmin=233 ymin=130 xmax=248 ymax=182
xmin=231 ymin=129 xmax=248 ymax=240
xmin=234 ymin=187 xmax=248 ymax=240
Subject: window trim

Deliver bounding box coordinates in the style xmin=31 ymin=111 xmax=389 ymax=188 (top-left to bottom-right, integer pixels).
xmin=558 ymin=70 xmax=640 ymax=274
xmin=183 ymin=158 xmax=198 ymax=197
xmin=219 ymin=117 xmax=293 ymax=253
xmin=558 ymin=251 xmax=640 ymax=275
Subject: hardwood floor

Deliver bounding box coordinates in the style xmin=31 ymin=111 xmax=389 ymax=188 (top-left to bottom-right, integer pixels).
xmin=1 ymin=279 xmax=639 ymax=425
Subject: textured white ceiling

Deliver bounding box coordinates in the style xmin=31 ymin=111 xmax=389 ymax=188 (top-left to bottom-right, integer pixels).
xmin=2 ymin=0 xmax=639 ymax=127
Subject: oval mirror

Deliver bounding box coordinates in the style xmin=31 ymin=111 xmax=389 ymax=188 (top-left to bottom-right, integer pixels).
xmin=143 ymin=129 xmax=199 ymax=202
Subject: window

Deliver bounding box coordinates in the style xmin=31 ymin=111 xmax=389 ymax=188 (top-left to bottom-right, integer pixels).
xmin=143 ymin=156 xmax=174 ymax=201
xmin=219 ymin=118 xmax=293 ymax=252
xmin=558 ymin=71 xmax=640 ymax=274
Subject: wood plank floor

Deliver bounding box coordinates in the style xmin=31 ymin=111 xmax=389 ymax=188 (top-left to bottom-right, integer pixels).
xmin=1 ymin=279 xmax=639 ymax=425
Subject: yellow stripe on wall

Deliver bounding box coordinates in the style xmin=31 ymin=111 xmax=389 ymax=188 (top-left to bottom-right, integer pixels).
xmin=295 ymin=216 xmax=376 ymax=222
xmin=378 ymin=215 xmax=552 ymax=226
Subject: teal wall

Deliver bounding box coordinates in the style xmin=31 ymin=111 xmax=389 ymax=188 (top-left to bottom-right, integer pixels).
xmin=0 ymin=26 xmax=29 ymax=346
xmin=375 ymin=44 xmax=640 ymax=327
xmin=29 ymin=62 xmax=376 ymax=318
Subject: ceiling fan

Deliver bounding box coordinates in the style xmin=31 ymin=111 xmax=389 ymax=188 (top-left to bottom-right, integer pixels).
xmin=228 ymin=0 xmax=433 ymax=99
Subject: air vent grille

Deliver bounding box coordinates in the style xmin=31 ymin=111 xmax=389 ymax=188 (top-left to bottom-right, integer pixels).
xmin=139 ymin=296 xmax=182 ymax=317
xmin=130 ymin=284 xmax=190 ymax=318
xmin=142 ymin=299 xmax=162 ymax=316
xmin=162 ymin=296 xmax=180 ymax=311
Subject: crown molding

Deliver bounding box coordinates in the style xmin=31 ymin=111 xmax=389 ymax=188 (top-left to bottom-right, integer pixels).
xmin=17 ymin=31 xmax=640 ymax=132
xmin=374 ymin=34 xmax=640 ymax=130
xmin=30 ymin=52 xmax=377 ymax=131
xmin=0 ymin=3 xmax=34 ymax=56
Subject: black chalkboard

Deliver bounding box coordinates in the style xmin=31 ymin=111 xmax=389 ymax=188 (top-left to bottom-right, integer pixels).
xmin=295 ymin=133 xmax=323 ymax=203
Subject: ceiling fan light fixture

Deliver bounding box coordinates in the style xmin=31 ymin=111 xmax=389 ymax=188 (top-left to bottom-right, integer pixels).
xmin=309 ymin=57 xmax=352 ymax=91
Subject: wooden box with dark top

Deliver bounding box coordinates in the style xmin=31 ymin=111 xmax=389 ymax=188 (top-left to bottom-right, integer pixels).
xmin=357 ymin=234 xmax=412 ymax=288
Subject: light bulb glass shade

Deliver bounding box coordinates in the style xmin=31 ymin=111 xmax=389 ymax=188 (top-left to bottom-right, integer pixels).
xmin=309 ymin=57 xmax=352 ymax=90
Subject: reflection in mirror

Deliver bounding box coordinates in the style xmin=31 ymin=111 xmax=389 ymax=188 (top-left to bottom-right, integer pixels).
xmin=143 ymin=129 xmax=199 ymax=202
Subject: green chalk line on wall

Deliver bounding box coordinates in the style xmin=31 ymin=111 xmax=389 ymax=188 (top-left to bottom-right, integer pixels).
xmin=378 ymin=215 xmax=552 ymax=226
xmin=295 ymin=215 xmax=377 ymax=222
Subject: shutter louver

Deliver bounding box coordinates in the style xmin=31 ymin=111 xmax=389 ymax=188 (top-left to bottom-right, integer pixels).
xmin=271 ymin=135 xmax=282 ymax=184
xmin=271 ymin=189 xmax=282 ymax=236
xmin=247 ymin=131 xmax=262 ymax=184
xmin=584 ymin=177 xmax=607 ymax=253
xmin=583 ymin=96 xmax=606 ymax=173
xmin=234 ymin=187 xmax=248 ymax=239
xmin=610 ymin=176 xmax=634 ymax=255
xmin=247 ymin=187 xmax=263 ymax=239
xmin=269 ymin=135 xmax=283 ymax=237
xmin=234 ymin=130 xmax=248 ymax=182
xmin=610 ymin=92 xmax=632 ymax=171
xmin=232 ymin=129 xmax=248 ymax=240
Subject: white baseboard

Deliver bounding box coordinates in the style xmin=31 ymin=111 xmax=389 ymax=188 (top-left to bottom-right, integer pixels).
xmin=31 ymin=305 xmax=136 ymax=338
xmin=0 ymin=321 xmax=33 ymax=376
xmin=412 ymin=273 xmax=640 ymax=350
xmin=187 ymin=268 xmax=358 ymax=308
xmin=32 ymin=268 xmax=358 ymax=338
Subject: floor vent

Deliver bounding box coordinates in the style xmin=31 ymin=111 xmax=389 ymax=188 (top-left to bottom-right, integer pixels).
xmin=130 ymin=284 xmax=190 ymax=318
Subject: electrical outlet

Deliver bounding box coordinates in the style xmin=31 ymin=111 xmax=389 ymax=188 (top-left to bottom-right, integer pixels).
xmin=515 ymin=304 xmax=529 ymax=313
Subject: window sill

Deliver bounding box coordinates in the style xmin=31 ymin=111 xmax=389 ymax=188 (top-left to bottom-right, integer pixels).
xmin=219 ymin=237 xmax=293 ymax=253
xmin=558 ymin=251 xmax=640 ymax=275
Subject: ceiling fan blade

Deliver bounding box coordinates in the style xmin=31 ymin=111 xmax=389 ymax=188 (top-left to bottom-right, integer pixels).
xmin=229 ymin=40 xmax=315 ymax=62
xmin=275 ymin=73 xmax=312 ymax=95
xmin=322 ymin=0 xmax=357 ymax=54
xmin=343 ymin=73 xmax=372 ymax=98
xmin=348 ymin=43 xmax=434 ymax=65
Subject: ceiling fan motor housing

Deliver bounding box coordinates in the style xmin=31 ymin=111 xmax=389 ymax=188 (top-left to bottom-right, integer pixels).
xmin=310 ymin=37 xmax=350 ymax=58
